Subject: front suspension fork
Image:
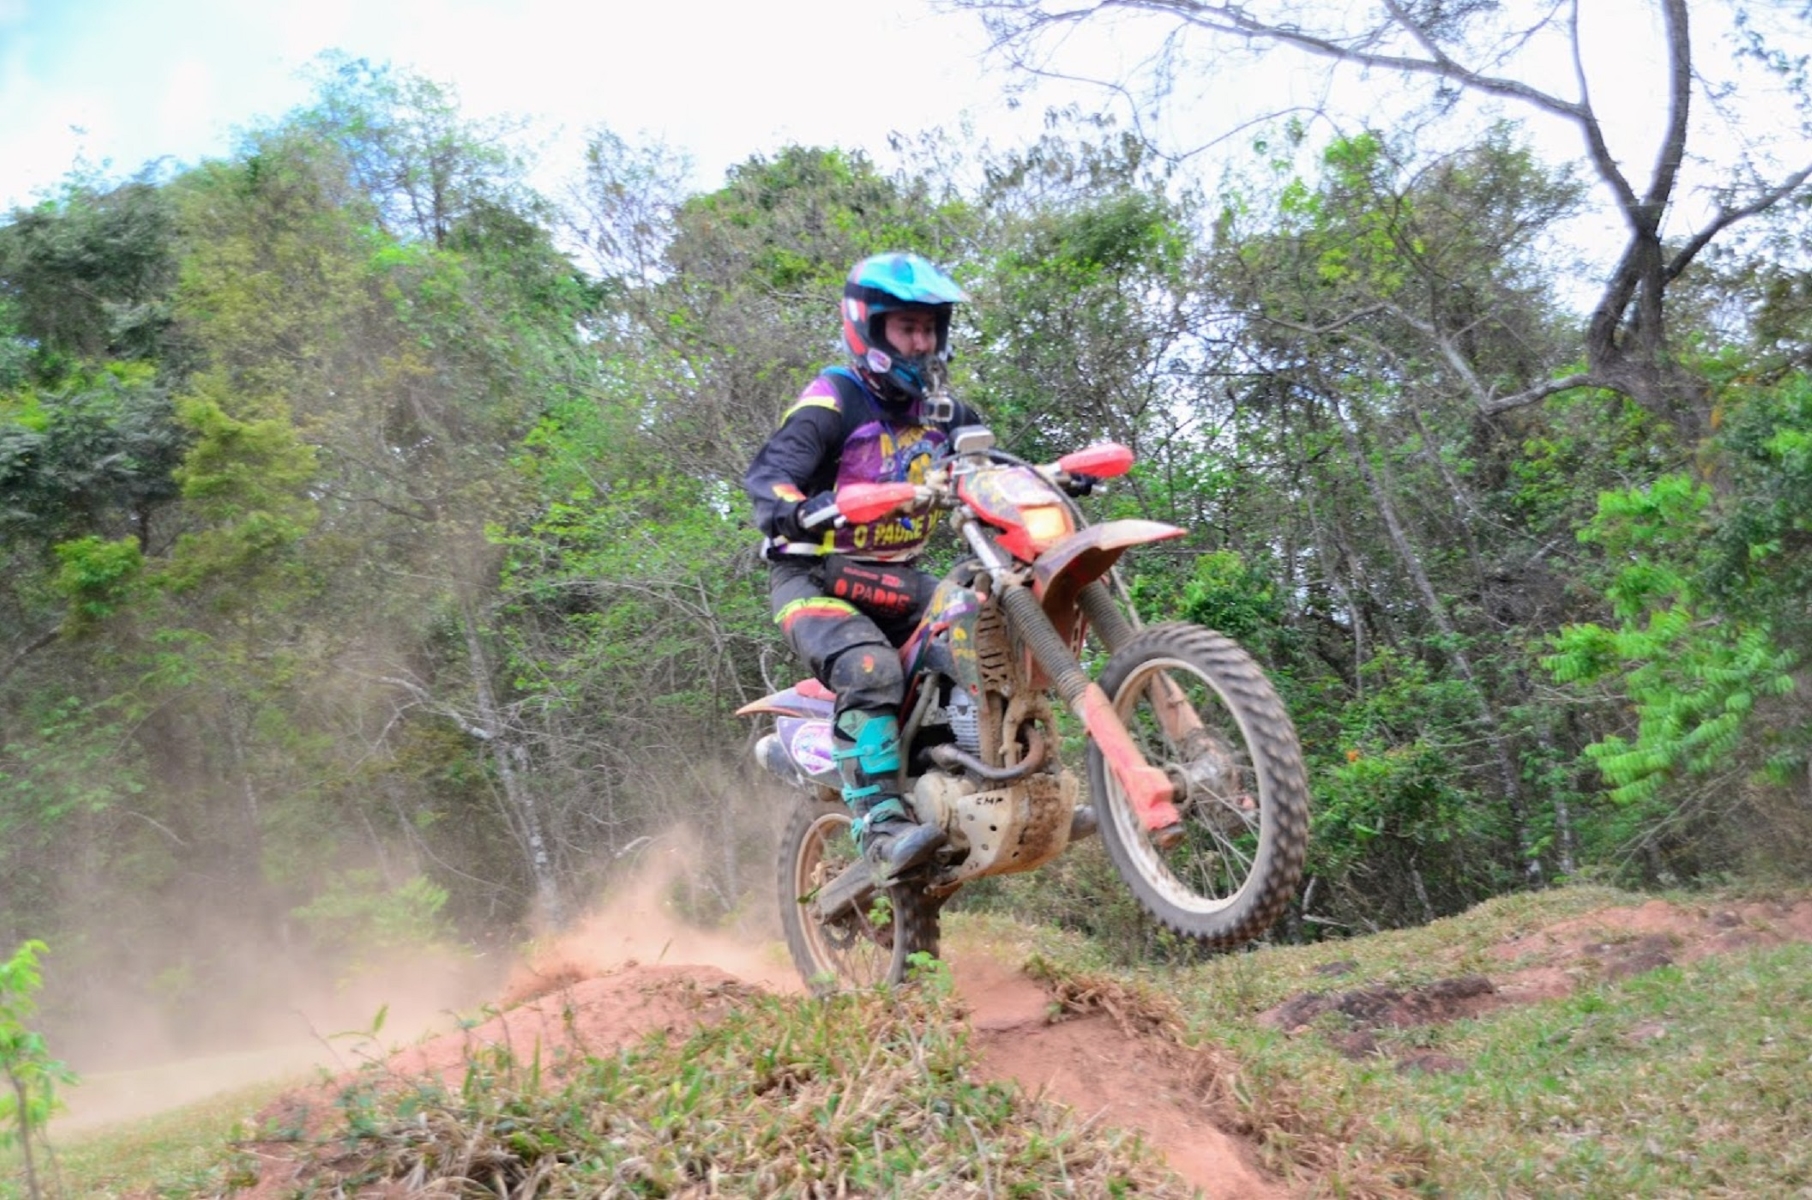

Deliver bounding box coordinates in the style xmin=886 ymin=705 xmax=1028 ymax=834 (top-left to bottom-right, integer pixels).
xmin=997 ymin=581 xmax=1181 ymax=836
xmin=1080 ymin=580 xmax=1211 ymax=756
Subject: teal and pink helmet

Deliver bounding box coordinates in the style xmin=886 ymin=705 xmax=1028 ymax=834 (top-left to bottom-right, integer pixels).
xmin=842 ymin=252 xmax=967 ymax=404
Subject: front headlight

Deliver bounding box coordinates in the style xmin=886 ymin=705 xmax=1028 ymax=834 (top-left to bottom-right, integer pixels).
xmin=1020 ymin=504 xmax=1075 ymax=549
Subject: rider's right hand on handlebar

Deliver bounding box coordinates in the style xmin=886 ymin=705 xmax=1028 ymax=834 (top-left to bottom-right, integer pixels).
xmin=834 ymin=481 xmax=924 ymax=526
xmin=790 ymin=491 xmax=844 ymax=534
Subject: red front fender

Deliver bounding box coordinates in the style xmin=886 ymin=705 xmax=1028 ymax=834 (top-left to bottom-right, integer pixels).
xmin=1032 ymin=519 xmax=1185 ymax=639
xmin=1033 ymin=520 xmax=1184 ymax=602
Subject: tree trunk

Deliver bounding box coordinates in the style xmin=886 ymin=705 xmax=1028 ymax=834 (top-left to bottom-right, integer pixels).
xmin=9 ymin=1067 xmax=42 ymax=1200
xmin=459 ymin=591 xmax=563 ymax=930
xmin=1337 ymin=399 xmax=1542 ymax=881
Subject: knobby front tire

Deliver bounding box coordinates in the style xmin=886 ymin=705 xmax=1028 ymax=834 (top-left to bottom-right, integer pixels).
xmin=1087 ymin=622 xmax=1310 ymax=947
xmin=777 ymin=792 xmax=941 ymax=993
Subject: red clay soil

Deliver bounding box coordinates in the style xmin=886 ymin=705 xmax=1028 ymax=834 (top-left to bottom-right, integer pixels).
xmin=955 ymin=952 xmax=1285 ymax=1200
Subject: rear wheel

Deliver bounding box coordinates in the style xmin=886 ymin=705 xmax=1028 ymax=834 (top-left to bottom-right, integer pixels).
xmin=778 ymin=792 xmax=940 ymax=993
xmin=1088 ymin=623 xmax=1309 ymax=947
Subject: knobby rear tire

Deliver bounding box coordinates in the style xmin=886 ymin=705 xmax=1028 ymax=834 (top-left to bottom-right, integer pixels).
xmin=777 ymin=791 xmax=941 ymax=993
xmin=1088 ymin=622 xmax=1310 ymax=948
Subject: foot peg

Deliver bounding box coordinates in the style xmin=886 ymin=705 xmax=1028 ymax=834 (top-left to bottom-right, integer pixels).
xmin=866 ymin=821 xmax=947 ymax=884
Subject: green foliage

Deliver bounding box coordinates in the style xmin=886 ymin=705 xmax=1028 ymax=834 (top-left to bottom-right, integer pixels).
xmin=0 ymin=940 xmax=78 ymax=1161
xmin=1547 ymin=471 xmax=1795 ymax=810
xmin=1708 ymin=372 xmax=1812 ymax=631
xmin=0 ymin=180 xmax=181 ymax=383
xmin=1174 ymin=549 xmax=1285 ymax=647
xmin=159 ymin=395 xmax=318 ymax=594
xmin=52 ymin=534 xmax=144 ymax=624
xmin=970 ymin=126 xmax=1190 ymax=457
xmin=632 ymin=141 xmax=971 ymax=482
xmin=0 ymin=362 xmax=188 ymax=550
xmin=291 ymin=54 xmax=531 ymax=249
xmin=1310 ymin=648 xmax=1513 ymax=920
xmin=291 ymin=871 xmax=454 ymax=973
xmin=0 ymin=694 xmax=146 ymax=826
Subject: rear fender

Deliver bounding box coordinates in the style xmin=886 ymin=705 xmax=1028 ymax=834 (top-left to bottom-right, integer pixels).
xmin=735 ymin=678 xmax=835 ymax=719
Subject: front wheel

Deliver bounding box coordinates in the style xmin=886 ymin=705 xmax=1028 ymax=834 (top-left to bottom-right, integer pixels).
xmin=777 ymin=792 xmax=940 ymax=993
xmin=1088 ymin=623 xmax=1309 ymax=947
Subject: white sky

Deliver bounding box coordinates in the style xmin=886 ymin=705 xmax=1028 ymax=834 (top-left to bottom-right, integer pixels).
xmin=0 ymin=0 xmax=1072 ymax=210
xmin=2 ymin=0 xmax=1801 ymax=276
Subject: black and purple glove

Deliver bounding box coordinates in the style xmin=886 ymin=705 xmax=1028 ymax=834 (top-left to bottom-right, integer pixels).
xmin=780 ymin=491 xmax=843 ymax=539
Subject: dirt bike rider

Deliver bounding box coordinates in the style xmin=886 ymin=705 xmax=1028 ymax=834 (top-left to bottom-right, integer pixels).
xmin=745 ymin=252 xmax=981 ymax=883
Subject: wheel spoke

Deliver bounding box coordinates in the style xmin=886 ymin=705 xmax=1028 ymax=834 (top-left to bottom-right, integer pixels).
xmin=1115 ymin=657 xmax=1264 ymax=910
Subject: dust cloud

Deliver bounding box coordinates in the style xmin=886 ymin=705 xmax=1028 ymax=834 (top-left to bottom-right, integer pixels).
xmin=502 ymin=823 xmax=803 ymax=1002
xmin=52 ymin=821 xmax=797 ymax=1132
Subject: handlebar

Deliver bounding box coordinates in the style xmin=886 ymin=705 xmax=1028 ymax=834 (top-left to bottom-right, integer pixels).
xmin=834 ymin=436 xmax=1134 ymax=526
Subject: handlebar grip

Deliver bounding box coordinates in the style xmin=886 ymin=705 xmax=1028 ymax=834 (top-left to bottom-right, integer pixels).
xmin=1056 ymin=442 xmax=1135 ymax=479
xmin=836 ymin=482 xmax=920 ymax=525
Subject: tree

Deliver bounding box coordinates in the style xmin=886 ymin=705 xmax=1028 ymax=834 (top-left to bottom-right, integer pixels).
xmin=0 ymin=178 xmax=184 ymax=384
xmin=957 ymin=0 xmax=1812 ymax=433
xmin=1192 ymin=127 xmax=1599 ymax=913
xmin=0 ymin=363 xmax=190 ymax=550
xmin=293 ymin=54 xmax=533 ymax=250
xmin=585 ymin=142 xmax=972 ymax=482
xmin=0 ymin=940 xmax=76 ymax=1200
xmin=175 ymin=78 xmax=601 ymax=930
xmin=966 ymin=124 xmax=1199 ymax=462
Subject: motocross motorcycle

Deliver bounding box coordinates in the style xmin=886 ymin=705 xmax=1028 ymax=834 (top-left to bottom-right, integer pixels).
xmin=739 ymin=425 xmax=1309 ymax=990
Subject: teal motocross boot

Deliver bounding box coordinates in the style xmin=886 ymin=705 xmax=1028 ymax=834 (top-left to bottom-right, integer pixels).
xmin=834 ymin=710 xmax=946 ymax=883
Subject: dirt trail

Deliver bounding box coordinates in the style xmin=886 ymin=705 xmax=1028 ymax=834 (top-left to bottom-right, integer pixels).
xmin=478 ymin=865 xmax=1284 ymax=1194
xmin=217 ymin=855 xmax=1285 ymax=1198
xmin=955 ymin=953 xmax=1284 ymax=1199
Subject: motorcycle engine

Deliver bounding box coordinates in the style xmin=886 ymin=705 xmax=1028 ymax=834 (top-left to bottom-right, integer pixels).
xmin=945 ymin=687 xmax=982 ymax=754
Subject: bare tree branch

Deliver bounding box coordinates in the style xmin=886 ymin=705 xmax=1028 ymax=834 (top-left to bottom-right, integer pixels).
xmin=958 ymin=0 xmax=1811 ymax=426
xmin=1667 ymin=163 xmax=1812 ymax=282
xmin=1475 ymin=372 xmax=1599 ymax=415
xmin=0 ymin=626 xmax=60 ymax=688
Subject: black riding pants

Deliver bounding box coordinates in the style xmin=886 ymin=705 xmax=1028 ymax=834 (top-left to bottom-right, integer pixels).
xmin=767 ymin=556 xmax=935 ymax=721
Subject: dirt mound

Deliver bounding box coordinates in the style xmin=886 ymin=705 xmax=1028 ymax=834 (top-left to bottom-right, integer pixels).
xmin=232 ymin=952 xmax=1280 ymax=1198
xmin=385 ymin=964 xmax=756 ymax=1084
xmin=214 ymin=894 xmax=1812 ymax=1197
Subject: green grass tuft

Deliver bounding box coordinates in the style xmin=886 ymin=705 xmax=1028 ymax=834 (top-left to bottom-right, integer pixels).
xmin=0 ymin=1076 xmax=293 ymax=1199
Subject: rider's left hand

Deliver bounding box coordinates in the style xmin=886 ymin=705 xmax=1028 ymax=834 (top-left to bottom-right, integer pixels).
xmin=1063 ymin=472 xmax=1099 ymax=498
